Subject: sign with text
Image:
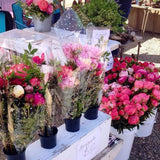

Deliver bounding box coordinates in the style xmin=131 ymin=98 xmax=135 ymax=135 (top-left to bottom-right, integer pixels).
xmin=76 ymin=129 xmax=100 ymax=160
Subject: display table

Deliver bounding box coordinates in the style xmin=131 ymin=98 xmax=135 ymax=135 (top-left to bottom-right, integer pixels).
xmin=128 ymin=4 xmax=160 ymax=33
xmin=26 ymin=111 xmax=112 ymax=160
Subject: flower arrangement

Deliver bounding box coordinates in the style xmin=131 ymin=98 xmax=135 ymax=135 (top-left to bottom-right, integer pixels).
xmin=0 ymin=45 xmax=46 ymax=155
xmin=22 ymin=0 xmax=57 ymax=21
xmin=100 ymin=57 xmax=160 ymax=133
xmin=59 ymin=43 xmax=105 ymax=118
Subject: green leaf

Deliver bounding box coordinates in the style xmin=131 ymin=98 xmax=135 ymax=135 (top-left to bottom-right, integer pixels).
xmin=28 ymin=43 xmax=32 ymax=51
xmin=30 ymin=49 xmax=38 ymax=55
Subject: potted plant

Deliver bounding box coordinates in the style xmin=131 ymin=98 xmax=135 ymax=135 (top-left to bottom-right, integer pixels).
xmin=73 ymin=0 xmax=124 ymax=33
xmin=0 ymin=46 xmax=46 ymax=160
xmin=21 ymin=0 xmax=57 ymax=32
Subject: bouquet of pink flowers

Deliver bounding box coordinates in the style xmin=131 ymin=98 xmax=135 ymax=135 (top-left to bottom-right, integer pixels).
xmin=0 ymin=46 xmax=46 ymax=155
xmin=100 ymin=57 xmax=160 ymax=133
xmin=22 ymin=0 xmax=57 ymax=21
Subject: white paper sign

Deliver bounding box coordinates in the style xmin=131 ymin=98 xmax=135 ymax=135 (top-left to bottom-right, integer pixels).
xmin=76 ymin=129 xmax=100 ymax=160
xmin=92 ymin=29 xmax=110 ymax=52
xmin=105 ymin=48 xmax=114 ymax=72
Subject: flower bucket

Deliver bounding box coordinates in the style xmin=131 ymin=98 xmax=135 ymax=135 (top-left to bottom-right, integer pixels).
xmin=3 ymin=148 xmax=26 ymax=160
xmin=110 ymin=127 xmax=137 ymax=160
xmin=39 ymin=127 xmax=58 ymax=149
xmin=33 ymin=15 xmax=52 ymax=32
xmin=136 ymin=109 xmax=157 ymax=137
xmin=64 ymin=116 xmax=81 ymax=132
xmin=84 ymin=107 xmax=99 ymax=120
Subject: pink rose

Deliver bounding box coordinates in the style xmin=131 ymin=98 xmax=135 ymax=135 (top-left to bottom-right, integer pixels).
xmin=138 ymin=110 xmax=144 ymax=116
xmin=26 ymin=0 xmax=33 ymax=6
xmin=119 ymin=94 xmax=129 ymax=101
xmin=33 ymin=0 xmax=39 ymax=5
xmin=110 ymin=108 xmax=119 ymax=120
xmin=136 ymin=69 xmax=147 ymax=75
xmin=119 ymin=110 xmax=124 ymax=116
xmin=34 ymin=92 xmax=45 ymax=106
xmin=128 ymin=115 xmax=139 ymax=125
xmin=152 ymin=89 xmax=160 ymax=100
xmin=47 ymin=4 xmax=53 ymax=14
xmin=32 ymin=53 xmax=45 ymax=65
xmin=124 ymin=105 xmax=137 ymax=115
xmin=25 ymin=94 xmax=34 ymax=103
xmin=30 ymin=77 xmax=41 ymax=87
xmin=120 ymin=62 xmax=127 ymax=69
xmin=121 ymin=88 xmax=132 ymax=95
xmin=118 ymin=76 xmax=127 ymax=84
xmin=38 ymin=0 xmax=49 ymax=12
xmin=112 ymin=73 xmax=117 ymax=79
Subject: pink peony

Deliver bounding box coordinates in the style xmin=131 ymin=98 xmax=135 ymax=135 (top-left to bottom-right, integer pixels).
xmin=110 ymin=108 xmax=119 ymax=120
xmin=146 ymin=73 xmax=155 ymax=82
xmin=136 ymin=69 xmax=147 ymax=75
xmin=134 ymin=72 xmax=142 ymax=79
xmin=128 ymin=76 xmax=135 ymax=83
xmin=33 ymin=92 xmax=45 ymax=106
xmin=124 ymin=105 xmax=137 ymax=115
xmin=47 ymin=4 xmax=53 ymax=14
xmin=30 ymin=77 xmax=41 ymax=87
xmin=143 ymin=81 xmax=154 ymax=90
xmin=32 ymin=53 xmax=45 ymax=65
xmin=142 ymin=105 xmax=148 ymax=111
xmin=25 ymin=94 xmax=34 ymax=103
xmin=134 ymin=80 xmax=144 ymax=90
xmin=119 ymin=71 xmax=128 ymax=77
xmin=152 ymin=89 xmax=160 ymax=100
xmin=119 ymin=110 xmax=124 ymax=116
xmin=151 ymin=99 xmax=159 ymax=107
xmin=33 ymin=0 xmax=39 ymax=5
xmin=25 ymin=85 xmax=34 ymax=93
xmin=128 ymin=115 xmax=139 ymax=125
xmin=26 ymin=0 xmax=33 ymax=6
xmin=38 ymin=0 xmax=49 ymax=12
xmin=118 ymin=76 xmax=127 ymax=84
xmin=119 ymin=94 xmax=129 ymax=101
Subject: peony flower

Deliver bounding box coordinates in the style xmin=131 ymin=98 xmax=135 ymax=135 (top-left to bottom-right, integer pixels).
xmin=128 ymin=76 xmax=135 ymax=83
xmin=134 ymin=72 xmax=142 ymax=79
xmin=143 ymin=81 xmax=154 ymax=90
xmin=134 ymin=80 xmax=144 ymax=90
xmin=118 ymin=76 xmax=127 ymax=84
xmin=152 ymin=89 xmax=160 ymax=100
xmin=124 ymin=105 xmax=137 ymax=115
xmin=128 ymin=115 xmax=139 ymax=125
xmin=33 ymin=92 xmax=45 ymax=106
xmin=127 ymin=68 xmax=134 ymax=74
xmin=25 ymin=94 xmax=34 ymax=103
xmin=30 ymin=77 xmax=41 ymax=87
xmin=9 ymin=78 xmax=23 ymax=85
xmin=26 ymin=0 xmax=33 ymax=6
xmin=119 ymin=71 xmax=128 ymax=77
xmin=25 ymin=85 xmax=34 ymax=93
xmin=38 ymin=0 xmax=49 ymax=12
xmin=151 ymin=99 xmax=159 ymax=107
xmin=146 ymin=73 xmax=155 ymax=82
xmin=12 ymin=85 xmax=24 ymax=98
xmin=32 ymin=53 xmax=45 ymax=65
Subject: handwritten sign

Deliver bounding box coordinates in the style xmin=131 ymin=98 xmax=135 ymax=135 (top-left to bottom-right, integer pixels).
xmin=76 ymin=129 xmax=100 ymax=160
xmin=105 ymin=48 xmax=114 ymax=72
xmin=92 ymin=29 xmax=110 ymax=52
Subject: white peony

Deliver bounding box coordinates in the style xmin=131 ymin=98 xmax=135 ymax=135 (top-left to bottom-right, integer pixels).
xmin=13 ymin=85 xmax=25 ymax=98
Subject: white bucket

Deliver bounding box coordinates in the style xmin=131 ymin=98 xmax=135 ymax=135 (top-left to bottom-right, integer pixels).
xmin=110 ymin=127 xmax=137 ymax=160
xmin=136 ymin=109 xmax=157 ymax=137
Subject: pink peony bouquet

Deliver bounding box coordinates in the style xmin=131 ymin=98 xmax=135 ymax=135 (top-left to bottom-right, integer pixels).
xmin=0 ymin=47 xmax=46 ymax=155
xmin=22 ymin=0 xmax=57 ymax=21
xmin=63 ymin=43 xmax=105 ymax=110
xmin=100 ymin=57 xmax=160 ymax=133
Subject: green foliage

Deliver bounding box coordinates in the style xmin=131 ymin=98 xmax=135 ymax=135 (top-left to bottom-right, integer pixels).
xmin=76 ymin=0 xmax=125 ymax=33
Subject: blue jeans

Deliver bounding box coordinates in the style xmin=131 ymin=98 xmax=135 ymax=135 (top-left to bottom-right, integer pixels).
xmin=115 ymin=0 xmax=132 ymax=19
xmin=52 ymin=13 xmax=61 ymax=25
